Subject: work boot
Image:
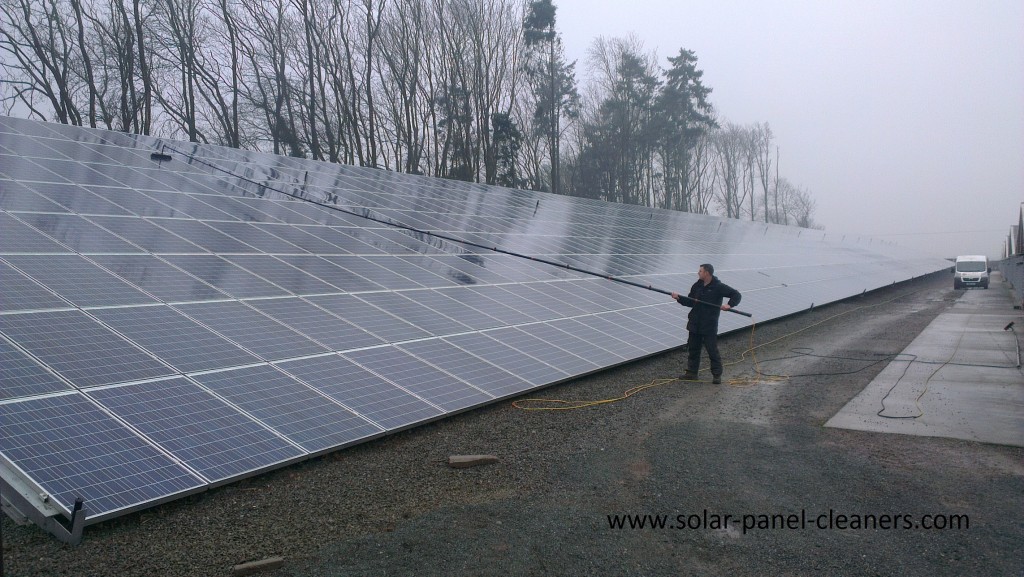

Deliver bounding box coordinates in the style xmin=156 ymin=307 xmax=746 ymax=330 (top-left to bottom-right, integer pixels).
xmin=712 ymin=375 xmax=722 ymax=384
xmin=680 ymin=371 xmax=698 ymax=381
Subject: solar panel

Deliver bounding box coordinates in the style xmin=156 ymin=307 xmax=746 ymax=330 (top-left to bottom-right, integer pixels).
xmin=160 ymin=255 xmax=288 ymax=298
xmin=0 ymin=310 xmax=173 ymax=387
xmin=306 ymin=293 xmax=433 ymax=342
xmin=275 ymin=354 xmax=444 ymax=429
xmin=0 ymin=180 xmax=70 ymax=212
xmin=89 ymin=305 xmax=260 ymax=373
xmin=174 ymin=300 xmax=328 ymax=361
xmin=87 ymin=215 xmax=204 ymax=253
xmin=221 ymin=255 xmax=338 ymax=295
xmin=4 ymin=254 xmax=158 ymax=307
xmin=14 ymin=213 xmax=142 ymax=253
xmin=443 ymin=332 xmax=572 ymax=387
xmin=23 ymin=182 xmax=132 ymax=216
xmin=0 ymin=212 xmax=70 ymax=253
xmin=0 ymin=260 xmax=70 ymax=313
xmin=86 ymin=255 xmax=229 ymax=303
xmin=191 ymin=364 xmax=382 ymax=452
xmin=0 ymin=392 xmax=204 ymax=520
xmin=342 ymin=346 xmax=494 ymax=411
xmin=0 ymin=116 xmax=951 ymax=541
xmin=0 ymin=337 xmax=72 ymax=400
xmin=85 ymin=377 xmax=305 ymax=482
xmin=246 ymin=297 xmax=385 ymax=351
xmin=354 ymin=292 xmax=471 ymax=336
xmin=396 ymin=339 xmax=534 ymax=398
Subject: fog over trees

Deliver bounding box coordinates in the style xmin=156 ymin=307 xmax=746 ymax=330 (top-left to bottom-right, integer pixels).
xmin=0 ymin=0 xmax=817 ymax=227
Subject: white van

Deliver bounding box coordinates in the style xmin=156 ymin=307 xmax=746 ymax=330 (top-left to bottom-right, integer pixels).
xmin=952 ymin=255 xmax=990 ymax=289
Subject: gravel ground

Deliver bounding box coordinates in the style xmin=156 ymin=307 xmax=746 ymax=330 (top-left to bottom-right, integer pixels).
xmin=3 ymin=270 xmax=1022 ymax=577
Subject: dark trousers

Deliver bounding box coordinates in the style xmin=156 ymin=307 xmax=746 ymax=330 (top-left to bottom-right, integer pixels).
xmin=686 ymin=331 xmax=723 ymax=376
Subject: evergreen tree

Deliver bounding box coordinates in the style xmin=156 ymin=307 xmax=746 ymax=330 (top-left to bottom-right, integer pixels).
xmin=522 ymin=0 xmax=578 ymax=194
xmin=491 ymin=112 xmax=523 ymax=188
xmin=656 ymin=48 xmax=716 ymax=211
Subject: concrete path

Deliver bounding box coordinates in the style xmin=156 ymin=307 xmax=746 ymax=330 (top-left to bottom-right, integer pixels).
xmin=826 ymin=272 xmax=1024 ymax=446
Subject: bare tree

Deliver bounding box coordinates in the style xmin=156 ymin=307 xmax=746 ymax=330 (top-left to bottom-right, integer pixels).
xmin=752 ymin=122 xmax=775 ymax=222
xmin=377 ymin=0 xmax=431 ymax=173
xmin=151 ymin=0 xmax=205 ymax=140
xmin=688 ymin=129 xmax=716 ymax=214
xmin=237 ymin=0 xmax=303 ymax=156
xmin=0 ymin=0 xmax=82 ymax=123
xmin=68 ymin=0 xmax=97 ymax=126
xmin=711 ymin=122 xmax=749 ymax=218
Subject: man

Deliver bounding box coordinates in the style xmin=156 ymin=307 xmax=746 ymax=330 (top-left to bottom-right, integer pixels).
xmin=670 ymin=263 xmax=741 ymax=384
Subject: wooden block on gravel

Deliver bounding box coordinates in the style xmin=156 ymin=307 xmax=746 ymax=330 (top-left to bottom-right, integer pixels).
xmin=448 ymin=454 xmax=499 ymax=468
xmin=233 ymin=556 xmax=285 ymax=576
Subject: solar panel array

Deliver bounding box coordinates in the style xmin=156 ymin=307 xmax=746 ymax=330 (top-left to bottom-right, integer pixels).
xmin=0 ymin=116 xmax=949 ymax=540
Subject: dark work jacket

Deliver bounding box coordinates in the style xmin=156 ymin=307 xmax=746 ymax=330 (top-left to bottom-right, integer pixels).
xmin=676 ymin=276 xmax=742 ymax=335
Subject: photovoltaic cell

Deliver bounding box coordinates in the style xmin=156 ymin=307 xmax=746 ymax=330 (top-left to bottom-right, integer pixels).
xmin=85 ymin=186 xmax=178 ymax=217
xmin=137 ymin=191 xmax=236 ymax=221
xmin=348 ymin=229 xmax=417 ymax=254
xmin=516 ymin=322 xmax=627 ymax=367
xmin=365 ymin=256 xmax=456 ymax=288
xmin=34 ymin=159 xmax=125 ymax=189
xmin=272 ymin=254 xmax=376 ymax=292
xmin=86 ymin=378 xmax=305 ymax=482
xmin=250 ymin=224 xmax=327 ymax=254
xmin=187 ymin=194 xmax=280 ymax=223
xmin=592 ymin=311 xmax=674 ymax=354
xmin=542 ymin=280 xmax=610 ymax=314
xmin=510 ymin=283 xmax=593 ymax=317
xmin=453 ymin=287 xmax=538 ymax=325
xmin=192 ymin=365 xmax=381 ymax=452
xmin=206 ymin=222 xmax=309 ymax=254
xmin=429 ymin=255 xmax=513 ymax=285
xmin=294 ymin=226 xmax=371 ymax=254
xmin=0 ymin=392 xmax=203 ymax=518
xmin=483 ymin=285 xmax=567 ymax=322
xmin=547 ymin=318 xmax=644 ymax=360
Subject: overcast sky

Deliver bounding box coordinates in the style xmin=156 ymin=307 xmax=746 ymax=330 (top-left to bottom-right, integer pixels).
xmin=553 ymin=0 xmax=1023 ymax=259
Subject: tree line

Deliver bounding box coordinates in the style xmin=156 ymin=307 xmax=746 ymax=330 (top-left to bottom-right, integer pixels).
xmin=0 ymin=0 xmax=817 ymax=226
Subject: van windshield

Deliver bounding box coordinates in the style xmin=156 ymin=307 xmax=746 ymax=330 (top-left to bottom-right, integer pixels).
xmin=956 ymin=261 xmax=986 ymax=272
